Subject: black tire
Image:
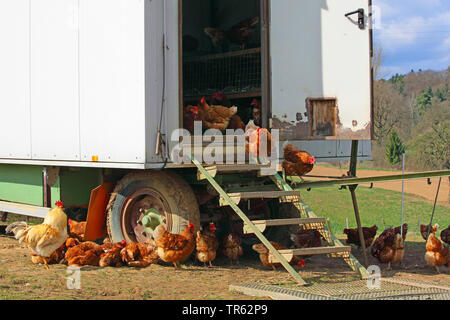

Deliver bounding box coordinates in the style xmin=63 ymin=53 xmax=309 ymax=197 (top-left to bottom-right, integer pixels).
xmin=106 ymin=170 xmax=200 ymax=243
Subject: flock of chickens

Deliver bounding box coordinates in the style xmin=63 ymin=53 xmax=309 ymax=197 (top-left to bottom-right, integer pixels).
xmin=4 ymin=198 xmax=326 ymax=272
xmin=5 ymin=200 xmax=449 ymax=275
xmin=344 ymin=223 xmax=450 ymax=273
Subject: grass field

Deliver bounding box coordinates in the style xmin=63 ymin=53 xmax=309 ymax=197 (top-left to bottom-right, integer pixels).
xmin=300 ymin=186 xmax=449 ymax=240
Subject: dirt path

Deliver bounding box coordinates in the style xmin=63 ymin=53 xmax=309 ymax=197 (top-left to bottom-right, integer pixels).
xmin=310 ymin=166 xmax=449 ymax=207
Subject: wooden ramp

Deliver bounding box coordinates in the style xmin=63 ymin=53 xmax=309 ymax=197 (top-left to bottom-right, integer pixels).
xmin=188 ymin=154 xmax=369 ymax=285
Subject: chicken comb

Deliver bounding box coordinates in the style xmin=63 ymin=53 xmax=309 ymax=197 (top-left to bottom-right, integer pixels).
xmin=200 ymin=97 xmax=206 ymax=105
xmin=55 ymin=201 xmax=64 ymax=208
xmin=297 ymin=259 xmax=306 ymax=269
xmin=193 ymin=106 xmax=198 ymax=115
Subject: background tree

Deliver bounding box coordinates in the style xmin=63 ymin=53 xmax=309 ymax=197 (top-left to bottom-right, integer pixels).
xmin=385 ymin=131 xmax=406 ymax=165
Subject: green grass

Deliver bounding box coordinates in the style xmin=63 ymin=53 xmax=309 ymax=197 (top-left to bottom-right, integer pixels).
xmin=317 ymin=162 xmax=401 ymax=173
xmin=299 ymin=186 xmax=449 ymax=240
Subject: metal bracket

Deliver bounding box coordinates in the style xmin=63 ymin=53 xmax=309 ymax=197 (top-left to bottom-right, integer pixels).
xmin=345 ymin=8 xmax=365 ymax=30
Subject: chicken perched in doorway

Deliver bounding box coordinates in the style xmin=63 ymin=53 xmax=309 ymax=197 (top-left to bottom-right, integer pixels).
xmin=153 ymin=223 xmax=196 ymax=269
xmin=228 ymin=115 xmax=246 ymax=131
xmin=205 ymin=17 xmax=260 ymax=51
xmin=68 ymin=218 xmax=86 ymax=242
xmin=183 ymin=105 xmax=200 ymax=133
xmin=120 ymin=242 xmax=159 ymax=268
xmin=440 ymin=226 xmax=450 ymax=245
xmin=425 ymin=224 xmax=450 ymax=273
xmin=6 ymin=201 xmax=68 ymax=269
xmin=343 ymin=225 xmax=378 ymax=249
xmin=252 ymin=241 xmax=306 ymax=270
xmin=245 ymin=120 xmax=272 ymax=159
xmin=282 ymin=144 xmax=316 ymax=185
xmin=251 ymin=99 xmax=262 ymax=126
xmin=420 ymin=224 xmax=433 ymax=241
xmin=65 ymin=241 xmax=104 ymax=267
xmin=196 ymin=223 xmax=220 ymax=268
xmin=222 ymin=232 xmax=244 ymax=265
xmin=99 ymin=240 xmax=127 ymax=268
xmin=371 ymin=227 xmax=405 ymax=270
xmin=198 ymin=97 xmax=238 ymax=132
xmin=290 ymin=229 xmax=323 ymax=258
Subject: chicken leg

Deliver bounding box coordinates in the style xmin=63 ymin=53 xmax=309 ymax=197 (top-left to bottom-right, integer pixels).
xmin=42 ymin=257 xmax=50 ymax=270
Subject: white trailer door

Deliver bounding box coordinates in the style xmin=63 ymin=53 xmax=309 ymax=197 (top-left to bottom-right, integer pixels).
xmin=78 ymin=0 xmax=146 ymax=164
xmin=270 ymin=0 xmax=372 ymax=141
xmin=0 ymin=0 xmax=31 ymax=159
xmin=30 ymin=0 xmax=80 ymax=161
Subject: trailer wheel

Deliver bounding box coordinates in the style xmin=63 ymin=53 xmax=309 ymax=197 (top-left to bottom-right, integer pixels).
xmin=106 ymin=170 xmax=200 ymax=243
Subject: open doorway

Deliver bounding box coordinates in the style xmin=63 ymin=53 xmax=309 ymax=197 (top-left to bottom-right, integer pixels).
xmin=180 ymin=0 xmax=266 ymax=132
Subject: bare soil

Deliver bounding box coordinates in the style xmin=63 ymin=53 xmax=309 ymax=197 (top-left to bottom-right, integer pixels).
xmin=310 ymin=166 xmax=450 ymax=207
xmin=0 ymin=234 xmax=448 ymax=300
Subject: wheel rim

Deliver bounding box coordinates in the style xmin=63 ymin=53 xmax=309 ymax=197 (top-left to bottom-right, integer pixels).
xmin=120 ymin=188 xmax=171 ymax=243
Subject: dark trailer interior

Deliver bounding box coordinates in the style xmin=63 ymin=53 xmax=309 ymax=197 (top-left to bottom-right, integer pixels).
xmin=181 ymin=0 xmax=266 ymax=129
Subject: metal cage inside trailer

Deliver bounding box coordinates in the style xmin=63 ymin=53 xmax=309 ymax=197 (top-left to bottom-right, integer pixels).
xmin=0 ymin=0 xmax=378 ymax=284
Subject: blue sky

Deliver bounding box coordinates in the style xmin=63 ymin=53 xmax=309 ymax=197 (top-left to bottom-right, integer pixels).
xmin=373 ymin=0 xmax=450 ymax=79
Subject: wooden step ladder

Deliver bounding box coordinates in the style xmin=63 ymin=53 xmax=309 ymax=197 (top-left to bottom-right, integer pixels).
xmin=188 ymin=155 xmax=369 ymax=285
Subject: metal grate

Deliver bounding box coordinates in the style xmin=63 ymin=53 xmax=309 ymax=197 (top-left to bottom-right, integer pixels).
xmin=230 ymin=279 xmax=450 ymax=300
xmin=183 ymin=48 xmax=261 ymax=100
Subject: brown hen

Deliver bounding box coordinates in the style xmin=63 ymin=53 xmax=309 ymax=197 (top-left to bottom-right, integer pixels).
xmin=425 ymin=225 xmax=450 ymax=273
xmin=198 ymin=97 xmax=237 ymax=131
xmin=252 ymin=242 xmax=306 ymax=270
xmin=222 ymin=232 xmax=243 ymax=265
xmin=282 ymin=144 xmax=316 ymax=184
xmin=153 ymin=223 xmax=196 ymax=269
xmin=120 ymin=242 xmax=159 ymax=268
xmin=196 ymin=223 xmax=219 ymax=267
xmin=65 ymin=241 xmax=104 ymax=267
xmin=68 ymin=218 xmax=86 ymax=241
xmin=343 ymin=225 xmax=378 ymax=249
xmin=99 ymin=240 xmax=127 ymax=268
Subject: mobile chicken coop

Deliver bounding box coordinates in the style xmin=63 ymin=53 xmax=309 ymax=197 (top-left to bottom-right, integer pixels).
xmin=0 ymin=0 xmax=380 ymax=284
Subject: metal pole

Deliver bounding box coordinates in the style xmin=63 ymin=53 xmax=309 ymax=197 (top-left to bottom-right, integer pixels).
xmin=427 ymin=177 xmax=442 ymax=239
xmin=349 ymin=141 xmax=369 ymax=267
xmin=401 ymin=153 xmax=405 ymax=238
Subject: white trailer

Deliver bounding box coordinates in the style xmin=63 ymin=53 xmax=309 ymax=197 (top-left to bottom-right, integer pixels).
xmin=0 ymin=0 xmax=375 ymax=273
xmin=0 ymin=0 xmax=373 ymax=168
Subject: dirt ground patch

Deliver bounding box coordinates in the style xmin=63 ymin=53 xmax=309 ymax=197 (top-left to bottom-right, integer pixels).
xmin=310 ymin=166 xmax=450 ymax=207
xmin=0 ymin=235 xmax=448 ymax=300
